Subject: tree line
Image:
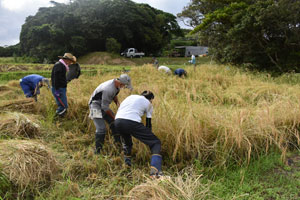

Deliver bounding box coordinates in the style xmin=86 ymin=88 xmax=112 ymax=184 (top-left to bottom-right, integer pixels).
xmin=16 ymin=0 xmax=182 ymax=62
xmin=1 ymin=0 xmax=299 ymax=73
xmin=178 ymin=0 xmax=300 ymax=73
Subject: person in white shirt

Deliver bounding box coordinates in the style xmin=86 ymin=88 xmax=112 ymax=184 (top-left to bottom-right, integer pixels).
xmin=115 ymin=91 xmax=163 ymax=178
xmin=158 ymin=65 xmax=172 ymax=74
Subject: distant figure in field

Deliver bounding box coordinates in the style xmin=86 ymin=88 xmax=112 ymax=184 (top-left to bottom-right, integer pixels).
xmin=88 ymin=74 xmax=133 ymax=155
xmin=19 ymin=74 xmax=50 ymax=101
xmin=152 ymin=57 xmax=159 ymax=68
xmin=115 ymin=90 xmax=163 ymax=178
xmin=66 ymin=56 xmax=81 ymax=83
xmin=191 ymin=54 xmax=196 ymax=71
xmin=158 ymin=65 xmax=171 ymax=74
xmin=51 ymin=53 xmax=76 ymax=117
xmin=174 ymin=68 xmax=187 ymax=78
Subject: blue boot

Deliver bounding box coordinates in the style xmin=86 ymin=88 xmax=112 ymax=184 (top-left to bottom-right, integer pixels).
xmin=150 ymin=154 xmax=163 ymax=178
xmin=124 ymin=156 xmax=132 ymax=167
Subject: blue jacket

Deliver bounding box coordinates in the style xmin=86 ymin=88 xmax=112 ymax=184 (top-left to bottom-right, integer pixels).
xmin=20 ymin=74 xmax=44 ymax=96
xmin=174 ymin=68 xmax=186 ymax=76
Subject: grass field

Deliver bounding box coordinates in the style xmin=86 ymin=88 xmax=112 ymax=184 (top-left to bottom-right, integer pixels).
xmin=0 ymin=56 xmax=300 ymax=199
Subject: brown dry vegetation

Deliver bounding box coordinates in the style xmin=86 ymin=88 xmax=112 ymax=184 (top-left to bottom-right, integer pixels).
xmin=0 ymin=140 xmax=60 ymax=193
xmin=1 ymin=64 xmax=300 ymax=199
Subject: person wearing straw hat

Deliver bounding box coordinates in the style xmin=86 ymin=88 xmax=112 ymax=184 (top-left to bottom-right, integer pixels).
xmin=88 ymin=74 xmax=133 ymax=154
xmin=51 ymin=53 xmax=76 ymax=117
xmin=19 ymin=74 xmax=50 ymax=101
xmin=66 ymin=56 xmax=81 ymax=83
xmin=114 ymin=90 xmax=163 ymax=179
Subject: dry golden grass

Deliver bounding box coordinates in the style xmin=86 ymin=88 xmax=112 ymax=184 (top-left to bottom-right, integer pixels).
xmin=3 ymin=64 xmax=300 ymax=168
xmin=126 ymin=167 xmax=211 ymax=200
xmin=0 ymin=112 xmax=41 ymax=138
xmin=0 ymin=140 xmax=60 ymax=193
xmin=27 ymin=64 xmax=300 ymax=167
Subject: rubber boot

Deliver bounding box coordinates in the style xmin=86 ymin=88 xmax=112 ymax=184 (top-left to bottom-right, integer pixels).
xmin=150 ymin=154 xmax=162 ymax=178
xmin=95 ymin=134 xmax=105 ymax=154
xmin=124 ymin=156 xmax=132 ymax=167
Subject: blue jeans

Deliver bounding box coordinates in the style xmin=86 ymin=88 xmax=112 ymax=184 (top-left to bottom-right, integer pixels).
xmin=52 ymin=87 xmax=68 ymax=113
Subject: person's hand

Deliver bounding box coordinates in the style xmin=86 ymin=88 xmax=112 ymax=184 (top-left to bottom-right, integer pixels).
xmin=55 ymin=90 xmax=60 ymax=97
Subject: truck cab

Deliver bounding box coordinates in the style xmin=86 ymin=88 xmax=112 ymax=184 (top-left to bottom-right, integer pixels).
xmin=121 ymin=48 xmax=145 ymax=58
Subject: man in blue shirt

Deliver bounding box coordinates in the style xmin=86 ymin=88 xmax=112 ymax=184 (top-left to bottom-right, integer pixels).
xmin=19 ymin=74 xmax=50 ymax=101
xmin=174 ymin=68 xmax=187 ymax=78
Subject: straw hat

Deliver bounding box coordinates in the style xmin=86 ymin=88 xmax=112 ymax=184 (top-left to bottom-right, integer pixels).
xmin=58 ymin=53 xmax=76 ymax=63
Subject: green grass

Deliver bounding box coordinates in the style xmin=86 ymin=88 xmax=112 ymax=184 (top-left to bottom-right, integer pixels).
xmin=197 ymin=152 xmax=300 ymax=200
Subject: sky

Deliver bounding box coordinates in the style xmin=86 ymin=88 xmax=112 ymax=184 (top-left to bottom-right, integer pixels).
xmin=0 ymin=0 xmax=190 ymax=47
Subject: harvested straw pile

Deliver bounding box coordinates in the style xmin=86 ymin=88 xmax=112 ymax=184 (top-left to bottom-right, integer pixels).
xmin=0 ymin=112 xmax=41 ymax=138
xmin=0 ymin=98 xmax=36 ymax=113
xmin=127 ymin=168 xmax=210 ymax=200
xmin=0 ymin=140 xmax=60 ymax=192
xmin=0 ymin=85 xmax=10 ymax=91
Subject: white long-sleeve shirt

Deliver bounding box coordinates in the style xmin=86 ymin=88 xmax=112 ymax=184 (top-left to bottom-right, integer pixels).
xmin=115 ymin=95 xmax=153 ymax=123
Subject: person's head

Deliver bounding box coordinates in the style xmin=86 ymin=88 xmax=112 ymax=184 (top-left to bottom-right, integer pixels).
xmin=41 ymin=78 xmax=51 ymax=88
xmin=116 ymin=74 xmax=133 ymax=90
xmin=181 ymin=70 xmax=188 ymax=78
xmin=141 ymin=90 xmax=154 ymax=102
xmin=58 ymin=53 xmax=76 ymax=66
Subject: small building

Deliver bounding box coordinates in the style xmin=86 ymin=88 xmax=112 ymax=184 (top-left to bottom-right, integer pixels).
xmin=175 ymin=46 xmax=209 ymax=57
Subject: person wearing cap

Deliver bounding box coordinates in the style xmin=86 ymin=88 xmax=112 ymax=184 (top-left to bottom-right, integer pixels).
xmin=19 ymin=74 xmax=50 ymax=101
xmin=114 ymin=91 xmax=163 ymax=178
xmin=88 ymin=74 xmax=133 ymax=154
xmin=174 ymin=68 xmax=187 ymax=78
xmin=158 ymin=65 xmax=172 ymax=74
xmin=66 ymin=56 xmax=81 ymax=83
xmin=51 ymin=53 xmax=76 ymax=117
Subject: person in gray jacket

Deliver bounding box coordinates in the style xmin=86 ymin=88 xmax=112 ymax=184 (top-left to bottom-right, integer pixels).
xmin=88 ymin=74 xmax=133 ymax=154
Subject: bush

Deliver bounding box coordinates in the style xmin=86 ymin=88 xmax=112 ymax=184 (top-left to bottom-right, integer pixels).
xmin=105 ymin=38 xmax=121 ymax=54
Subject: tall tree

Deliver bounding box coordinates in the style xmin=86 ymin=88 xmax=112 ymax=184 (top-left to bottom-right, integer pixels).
xmin=19 ymin=0 xmax=182 ymax=62
xmin=179 ymin=0 xmax=300 ymax=72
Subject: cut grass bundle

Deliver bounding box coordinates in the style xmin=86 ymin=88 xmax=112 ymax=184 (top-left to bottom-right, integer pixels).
xmin=0 ymin=98 xmax=36 ymax=113
xmin=0 ymin=140 xmax=60 ymax=193
xmin=127 ymin=167 xmax=211 ymax=200
xmin=0 ymin=112 xmax=41 ymax=138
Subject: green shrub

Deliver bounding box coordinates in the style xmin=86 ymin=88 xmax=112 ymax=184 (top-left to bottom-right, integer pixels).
xmin=105 ymin=38 xmax=121 ymax=54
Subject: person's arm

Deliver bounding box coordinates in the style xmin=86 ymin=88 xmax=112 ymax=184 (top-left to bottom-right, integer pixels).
xmin=113 ymin=96 xmax=120 ymax=107
xmin=77 ymin=64 xmax=81 ymax=78
xmin=146 ymin=118 xmax=152 ymax=130
xmin=105 ymin=109 xmax=115 ymax=120
xmin=53 ymin=65 xmax=62 ymax=90
xmin=101 ymin=90 xmax=115 ymax=119
xmin=145 ymin=104 xmax=153 ymax=130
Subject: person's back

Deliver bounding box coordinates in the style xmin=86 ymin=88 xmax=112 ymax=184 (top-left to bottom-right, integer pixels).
xmin=158 ymin=66 xmax=171 ymax=74
xmin=22 ymin=74 xmax=44 ymax=88
xmin=115 ymin=95 xmax=152 ymax=122
xmin=174 ymin=68 xmax=187 ymax=77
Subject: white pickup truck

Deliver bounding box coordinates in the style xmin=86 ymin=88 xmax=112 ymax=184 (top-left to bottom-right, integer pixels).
xmin=121 ymin=48 xmax=145 ymax=58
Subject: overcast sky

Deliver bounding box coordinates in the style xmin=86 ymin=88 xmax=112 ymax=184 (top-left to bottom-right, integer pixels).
xmin=0 ymin=0 xmax=190 ymax=46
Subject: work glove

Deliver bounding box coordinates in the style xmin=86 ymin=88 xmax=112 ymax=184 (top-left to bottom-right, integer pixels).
xmin=54 ymin=90 xmax=60 ymax=97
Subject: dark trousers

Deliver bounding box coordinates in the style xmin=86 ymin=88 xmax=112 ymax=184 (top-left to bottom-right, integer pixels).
xmin=114 ymin=118 xmax=161 ymax=156
xmin=93 ymin=110 xmax=121 ymax=153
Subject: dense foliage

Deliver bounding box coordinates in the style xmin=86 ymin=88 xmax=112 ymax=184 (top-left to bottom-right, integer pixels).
xmin=0 ymin=45 xmax=20 ymax=57
xmin=19 ymin=0 xmax=182 ymax=62
xmin=179 ymin=0 xmax=300 ymax=72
